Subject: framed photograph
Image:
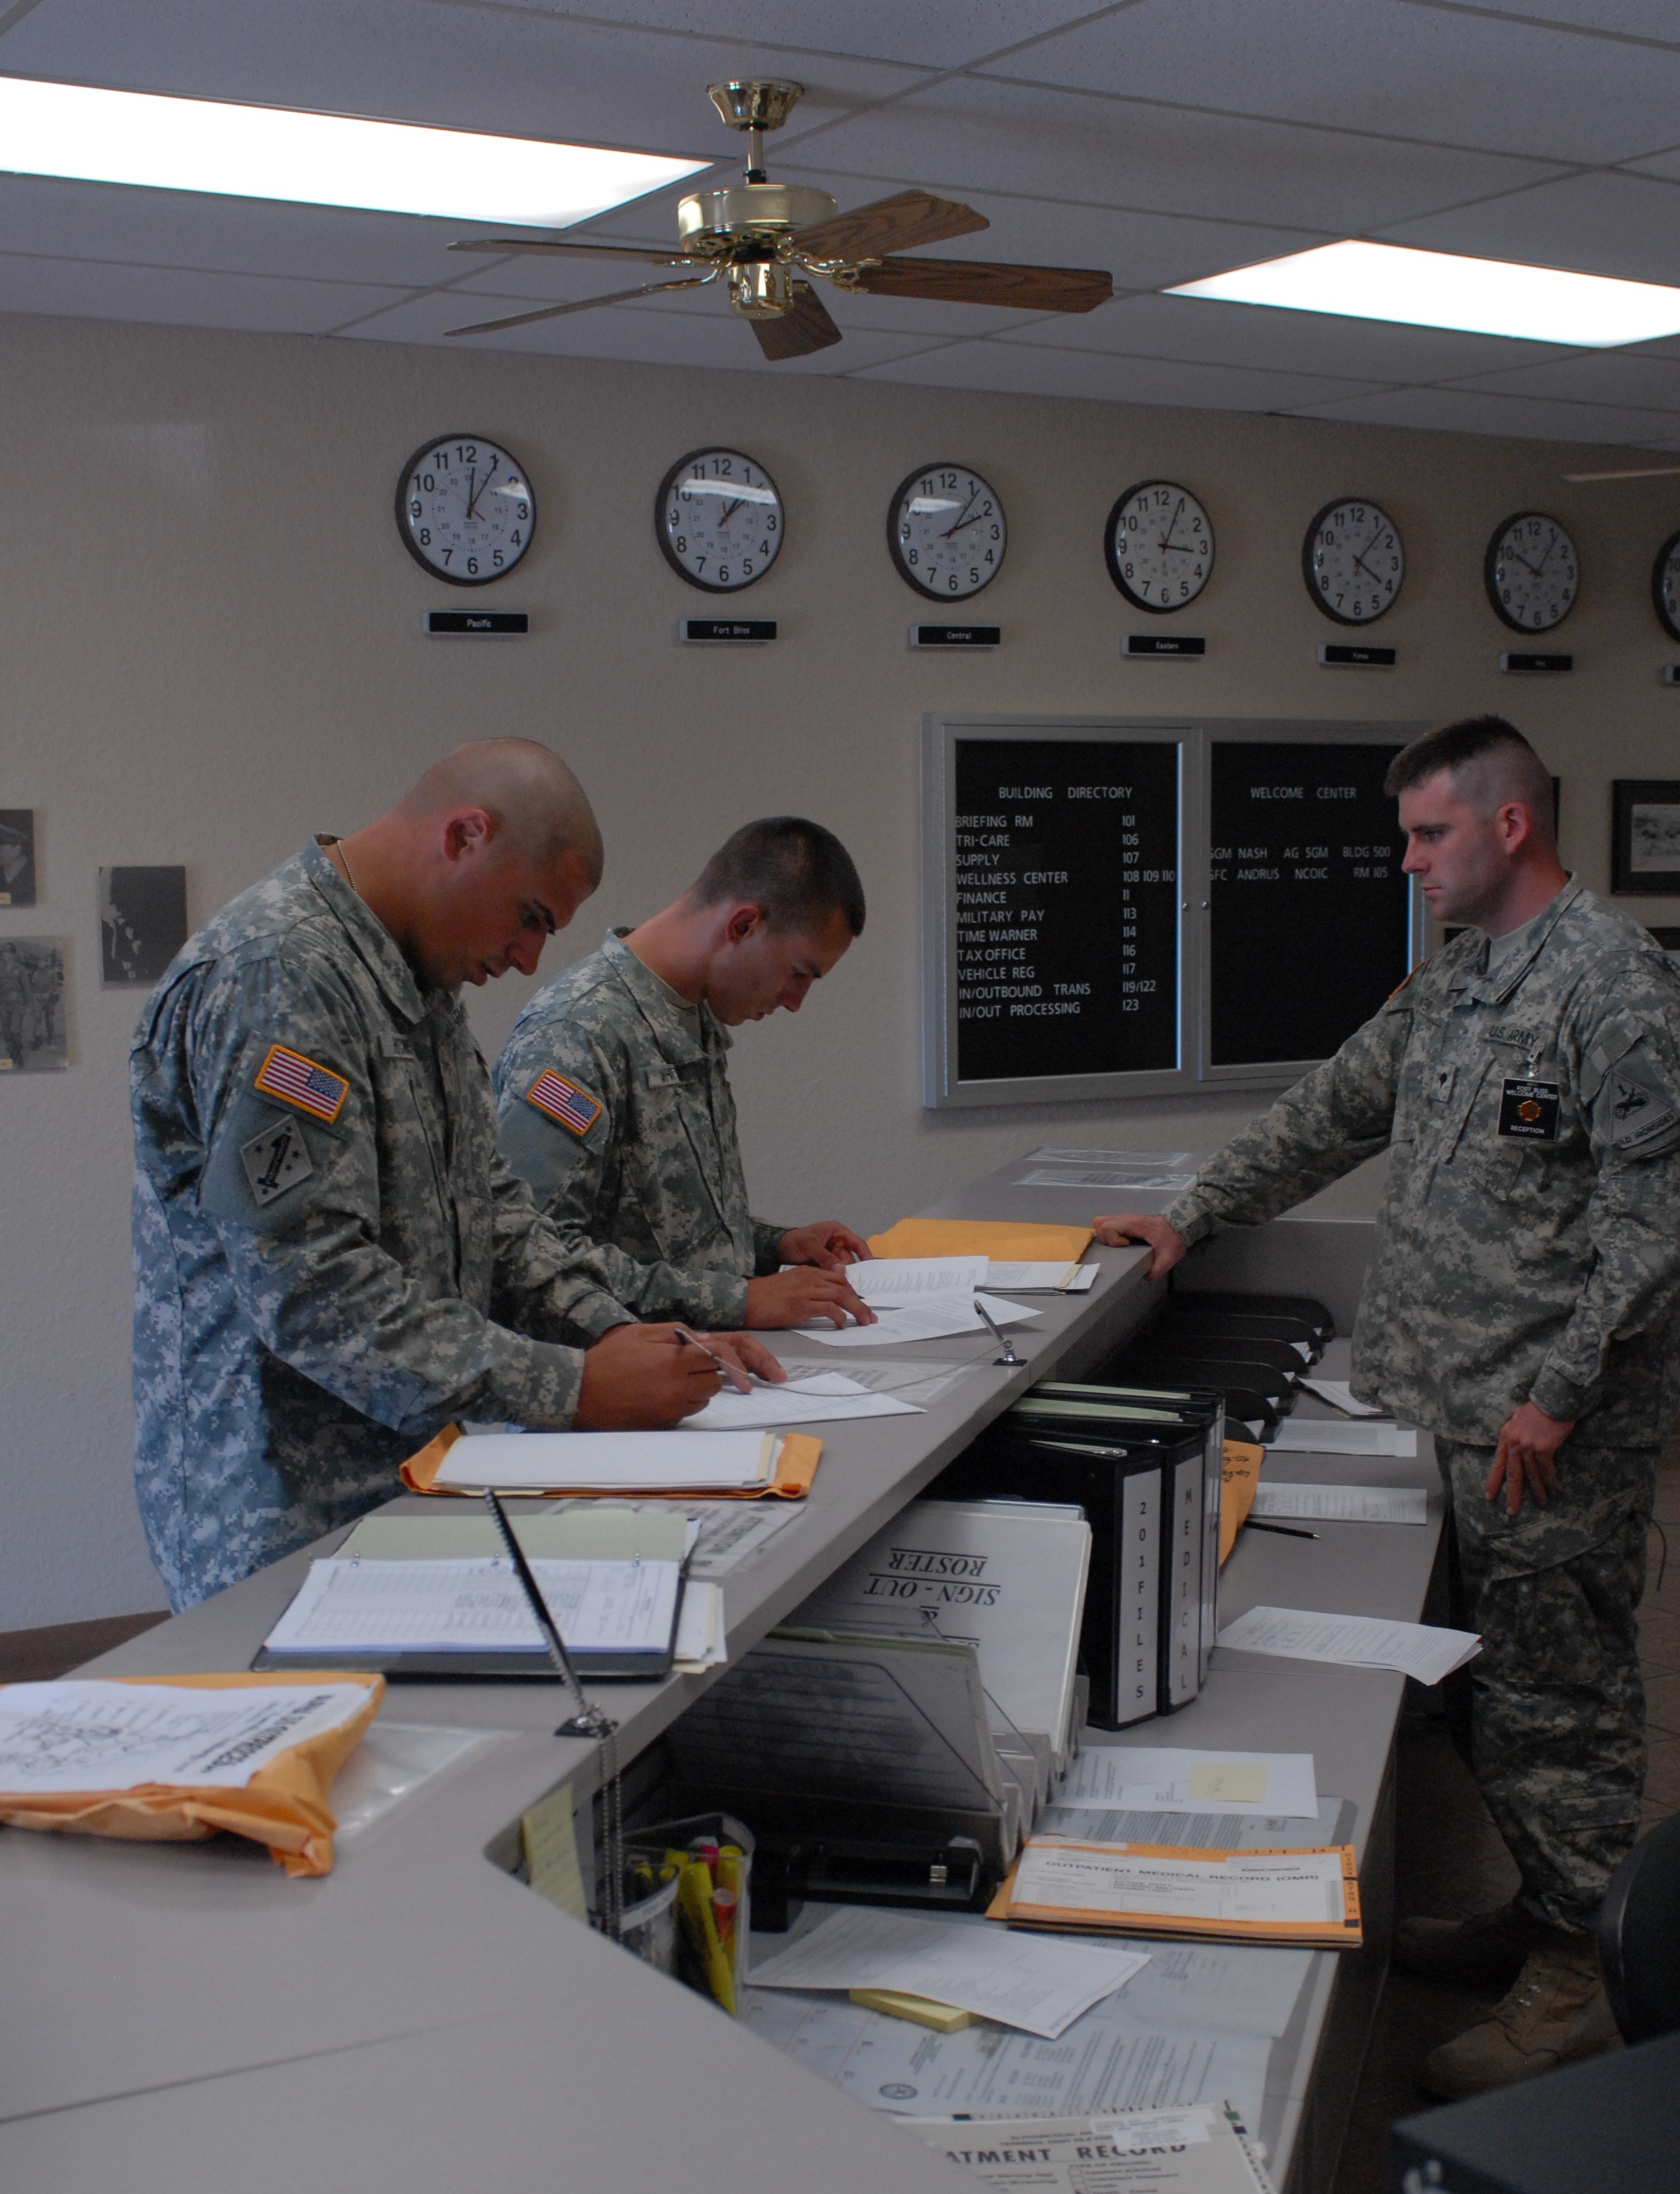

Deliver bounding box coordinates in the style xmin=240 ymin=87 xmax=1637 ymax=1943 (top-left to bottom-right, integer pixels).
xmin=100 ymin=865 xmax=187 ymax=986
xmin=0 ymin=809 xmax=35 ymax=906
xmin=1613 ymin=781 xmax=1680 ymax=895
xmin=0 ymin=938 xmax=66 ymax=1071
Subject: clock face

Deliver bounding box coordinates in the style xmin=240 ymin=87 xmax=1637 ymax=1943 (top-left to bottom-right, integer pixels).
xmin=396 ymin=435 xmax=533 ymax=586
xmin=888 ymin=463 xmax=1007 ymax=600
xmin=1104 ymin=480 xmax=1215 ymax=612
xmin=656 ymin=448 xmax=783 ymax=592
xmin=1485 ymin=511 xmax=1579 ymax=632
xmin=1302 ymin=498 xmax=1405 ymax=625
xmin=1653 ymin=530 xmax=1680 ymax=642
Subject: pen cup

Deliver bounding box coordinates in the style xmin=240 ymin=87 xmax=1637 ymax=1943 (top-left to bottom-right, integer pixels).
xmin=617 ymin=1868 xmax=681 ymax=1977
xmin=621 ymin=1810 xmax=753 ymax=2014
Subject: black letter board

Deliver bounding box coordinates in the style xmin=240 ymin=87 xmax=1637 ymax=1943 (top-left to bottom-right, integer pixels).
xmin=924 ymin=716 xmax=1424 ymax=1107
xmin=1206 ymin=739 xmax=1411 ymax=1072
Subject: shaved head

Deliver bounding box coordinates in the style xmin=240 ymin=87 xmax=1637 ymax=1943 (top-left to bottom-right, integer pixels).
xmin=394 ymin=738 xmax=603 ymax=886
xmin=1385 ymin=716 xmax=1556 ymax=854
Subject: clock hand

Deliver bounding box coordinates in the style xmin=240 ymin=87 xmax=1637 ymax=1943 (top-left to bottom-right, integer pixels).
xmin=717 ymin=496 xmax=744 ymax=526
xmin=465 ymin=457 xmax=499 ymax=522
xmin=1157 ymin=496 xmax=1188 ymax=558
xmin=941 ymin=489 xmax=983 ymax=539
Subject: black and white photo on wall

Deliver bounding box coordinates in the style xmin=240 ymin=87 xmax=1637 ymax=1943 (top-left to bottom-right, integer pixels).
xmin=100 ymin=866 xmax=187 ymax=985
xmin=0 ymin=938 xmax=66 ymax=1071
xmin=1612 ymin=781 xmax=1680 ymax=896
xmin=0 ymin=810 xmax=35 ymax=905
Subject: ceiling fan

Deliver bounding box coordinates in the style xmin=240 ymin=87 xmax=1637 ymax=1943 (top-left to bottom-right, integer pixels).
xmin=444 ymin=78 xmax=1113 ymax=355
xmin=1565 ymin=463 xmax=1680 ymax=483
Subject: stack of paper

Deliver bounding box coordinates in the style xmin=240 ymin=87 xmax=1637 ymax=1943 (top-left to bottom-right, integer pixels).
xmin=673 ymin=1581 xmax=727 ymax=1672
xmin=431 ymin=1428 xmax=791 ymax=1493
xmin=806 ymin=1293 xmax=1040 ymax=1349
xmin=991 ymin=1837 xmax=1362 ymax=1950
xmin=1295 ymin=1378 xmax=1383 ymax=1418
xmin=1250 ymin=1483 xmax=1428 ymax=1526
xmin=1056 ymin=1747 xmax=1320 ymax=1821
xmin=985 ymin=1261 xmax=1098 ymax=1293
xmin=748 ymin=1904 xmax=1148 ymax=2039
xmin=901 ymin=2109 xmax=1277 ymax=2194
xmin=1266 ymin=1420 xmax=1417 ymax=1457
xmin=1215 ymin=1606 xmax=1479 ymax=1684
xmin=681 ymin=1371 xmax=923 ymax=1431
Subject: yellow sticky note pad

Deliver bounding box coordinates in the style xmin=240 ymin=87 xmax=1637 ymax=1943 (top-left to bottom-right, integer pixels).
xmin=521 ymin=1783 xmax=588 ymax=1920
xmin=850 ymin=1988 xmax=976 ymax=2031
xmin=1189 ymin=1761 xmax=1269 ymax=1804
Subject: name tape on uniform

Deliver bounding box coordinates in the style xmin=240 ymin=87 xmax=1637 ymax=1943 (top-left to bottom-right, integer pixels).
xmin=252 ymin=1044 xmax=349 ymax=1124
xmin=526 ymin=1069 xmax=603 ymax=1137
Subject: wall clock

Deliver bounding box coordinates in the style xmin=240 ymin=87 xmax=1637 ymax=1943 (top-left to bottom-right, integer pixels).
xmin=656 ymin=448 xmax=784 ymax=591
xmin=1653 ymin=530 xmax=1680 ymax=642
xmin=1104 ymin=479 xmax=1214 ymax=612
xmin=1301 ymin=498 xmax=1405 ymax=625
xmin=887 ymin=463 xmax=1007 ymax=600
xmin=396 ymin=435 xmax=533 ymax=586
xmin=1485 ymin=511 xmax=1578 ymax=632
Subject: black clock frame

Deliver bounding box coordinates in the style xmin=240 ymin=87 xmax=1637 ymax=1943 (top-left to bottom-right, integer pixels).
xmin=886 ymin=462 xmax=1007 ymax=602
xmin=394 ymin=434 xmax=534 ymax=588
xmin=1652 ymin=530 xmax=1680 ymax=642
xmin=1484 ymin=509 xmax=1578 ymax=634
xmin=1104 ymin=478 xmax=1215 ymax=613
xmin=1300 ymin=496 xmax=1403 ymax=627
xmin=655 ymin=448 xmax=784 ymax=593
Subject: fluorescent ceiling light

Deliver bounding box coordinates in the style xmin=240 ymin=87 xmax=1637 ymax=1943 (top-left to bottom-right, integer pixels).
xmin=0 ymin=75 xmax=706 ymax=226
xmin=1168 ymin=239 xmax=1680 ymax=348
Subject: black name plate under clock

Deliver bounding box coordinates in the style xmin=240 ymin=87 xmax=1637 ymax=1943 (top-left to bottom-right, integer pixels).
xmin=1501 ymin=651 xmax=1572 ymax=673
xmin=1125 ymin=634 xmax=1206 ymax=658
xmin=426 ymin=610 xmax=528 ymax=636
xmin=911 ymin=625 xmax=1000 ymax=649
xmin=1318 ymin=643 xmax=1396 ymax=668
xmin=679 ymin=618 xmax=776 ymax=644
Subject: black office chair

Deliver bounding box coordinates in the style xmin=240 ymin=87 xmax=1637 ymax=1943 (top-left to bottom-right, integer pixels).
xmin=1597 ymin=1811 xmax=1680 ymax=2042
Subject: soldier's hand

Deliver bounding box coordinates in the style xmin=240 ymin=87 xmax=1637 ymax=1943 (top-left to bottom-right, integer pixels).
xmin=701 ymin=1332 xmax=789 ymax=1384
xmin=1091 ymin=1212 xmax=1187 ymax=1280
xmin=1486 ymin=1401 xmax=1575 ymax=1515
xmin=574 ymin=1323 xmax=722 ymax=1429
xmin=778 ymin=1221 xmax=873 ymax=1267
xmin=745 ymin=1268 xmax=877 ymax=1329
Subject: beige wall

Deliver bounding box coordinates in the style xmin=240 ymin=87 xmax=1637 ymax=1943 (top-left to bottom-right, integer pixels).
xmin=3 ymin=310 xmax=1678 ymax=1624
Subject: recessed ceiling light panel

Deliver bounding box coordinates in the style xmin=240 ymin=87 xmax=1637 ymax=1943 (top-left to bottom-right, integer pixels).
xmin=1168 ymin=239 xmax=1680 ymax=349
xmin=0 ymin=75 xmax=707 ymax=226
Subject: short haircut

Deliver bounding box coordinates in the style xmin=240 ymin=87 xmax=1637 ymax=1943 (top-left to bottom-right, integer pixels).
xmin=691 ymin=817 xmax=865 ymax=937
xmin=1383 ymin=715 xmax=1556 ymax=846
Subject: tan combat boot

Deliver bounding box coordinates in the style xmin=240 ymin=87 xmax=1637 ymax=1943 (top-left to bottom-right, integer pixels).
xmin=1393 ymin=1897 xmax=1542 ymax=1986
xmin=1420 ymin=1929 xmax=1621 ymax=2100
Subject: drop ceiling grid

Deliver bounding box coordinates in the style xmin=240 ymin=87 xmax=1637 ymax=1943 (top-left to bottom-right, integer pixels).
xmin=0 ymin=0 xmax=1675 ymax=440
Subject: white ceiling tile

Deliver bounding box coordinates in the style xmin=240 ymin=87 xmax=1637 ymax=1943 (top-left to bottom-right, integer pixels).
xmin=800 ymin=74 xmax=1565 ymax=234
xmin=1439 ymin=353 xmax=1680 ymax=409
xmin=979 ymin=0 xmax=1680 ymax=165
xmin=993 ymin=290 xmax=1577 ymax=379
xmin=493 ymin=3 xmax=1100 ymax=72
xmin=1287 ymin=384 xmax=1680 ymax=443
xmin=1377 ymin=170 xmax=1680 ymax=286
xmin=1618 ymin=148 xmax=1680 ymax=185
xmin=0 ymin=0 xmax=917 ymax=146
xmin=1416 ymin=2 xmax=1680 ymax=39
xmin=852 ymin=337 xmax=1387 ymax=412
xmin=0 ymin=251 xmax=409 ymax=332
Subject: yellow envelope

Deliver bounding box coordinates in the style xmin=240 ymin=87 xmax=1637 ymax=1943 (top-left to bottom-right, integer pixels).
xmin=401 ymin=1422 xmax=822 ymax=1500
xmin=1219 ymin=1439 xmax=1264 ymax=1564
xmin=867 ymin=1217 xmax=1094 ymax=1262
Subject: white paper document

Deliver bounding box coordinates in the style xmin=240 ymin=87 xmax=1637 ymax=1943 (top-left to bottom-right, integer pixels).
xmin=262 ymin=1556 xmax=681 ymax=1657
xmin=673 ymin=1581 xmax=727 ymax=1671
xmin=901 ymin=2111 xmax=1277 ymax=2194
xmin=1251 ymin=1483 xmax=1428 ymax=1526
xmin=1266 ymin=1419 xmax=1416 ymax=1457
xmin=774 ymin=1357 xmax=976 ymax=1407
xmin=1016 ymin=1165 xmax=1197 ymax=1191
xmin=806 ymin=1293 xmax=1040 ymax=1348
xmin=0 ymin=1679 xmax=371 ymax=1794
xmin=435 ymin=1428 xmax=778 ymax=1491
xmin=1216 ymin=1605 xmax=1480 ymax=1685
xmin=740 ymin=1984 xmax=1272 ymax=2127
xmin=1012 ymin=1843 xmax=1350 ymax=1929
xmin=749 ymin=1904 xmax=1148 ymax=2038
xmin=681 ymin=1500 xmax=806 ymax=1578
xmin=984 ymin=1260 xmax=1098 ymax=1293
xmin=681 ymin=1371 xmax=922 ymax=1431
xmin=850 ymin=1256 xmax=990 ymax=1301
xmin=1027 ymin=1148 xmax=1193 ymax=1167
xmin=1057 ymin=1746 xmax=1319 ymax=1820
xmin=1295 ymin=1379 xmax=1383 ymax=1417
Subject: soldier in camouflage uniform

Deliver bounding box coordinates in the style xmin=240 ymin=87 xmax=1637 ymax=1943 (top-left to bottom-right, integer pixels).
xmin=495 ymin=817 xmax=875 ymax=1331
xmin=1096 ymin=717 xmax=1680 ymax=2098
xmin=131 ymin=742 xmax=778 ymax=1610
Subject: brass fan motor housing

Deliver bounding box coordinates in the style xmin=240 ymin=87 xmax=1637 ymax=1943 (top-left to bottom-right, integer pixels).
xmin=706 ymin=80 xmax=805 ymax=134
xmin=677 ymin=182 xmax=839 ymax=249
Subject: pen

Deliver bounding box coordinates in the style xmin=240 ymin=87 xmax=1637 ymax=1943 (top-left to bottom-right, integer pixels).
xmin=672 ymin=1323 xmax=752 ymax=1393
xmin=1245 ymin=1519 xmax=1320 ymax=1540
xmin=972 ymin=1294 xmax=1023 ymax=1368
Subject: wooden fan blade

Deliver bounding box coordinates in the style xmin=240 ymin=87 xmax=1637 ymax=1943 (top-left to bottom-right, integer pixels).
xmin=752 ymin=280 xmax=843 ymax=361
xmin=856 ymin=256 xmax=1113 ymax=312
xmin=450 ymin=236 xmax=698 ymax=267
xmin=793 ymin=189 xmax=988 ymax=263
xmin=1566 ymin=463 xmax=1680 ymax=482
xmin=446 ymin=273 xmax=715 ymax=338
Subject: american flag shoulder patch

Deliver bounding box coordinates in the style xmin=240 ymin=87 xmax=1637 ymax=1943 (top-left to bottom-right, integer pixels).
xmin=527 ymin=1068 xmax=603 ymax=1138
xmin=252 ymin=1042 xmax=349 ymax=1124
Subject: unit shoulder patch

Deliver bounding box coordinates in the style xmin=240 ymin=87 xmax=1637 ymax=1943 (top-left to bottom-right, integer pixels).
xmin=527 ymin=1068 xmax=604 ymax=1138
xmin=252 ymin=1042 xmax=349 ymax=1124
xmin=239 ymin=1114 xmax=315 ymax=1206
